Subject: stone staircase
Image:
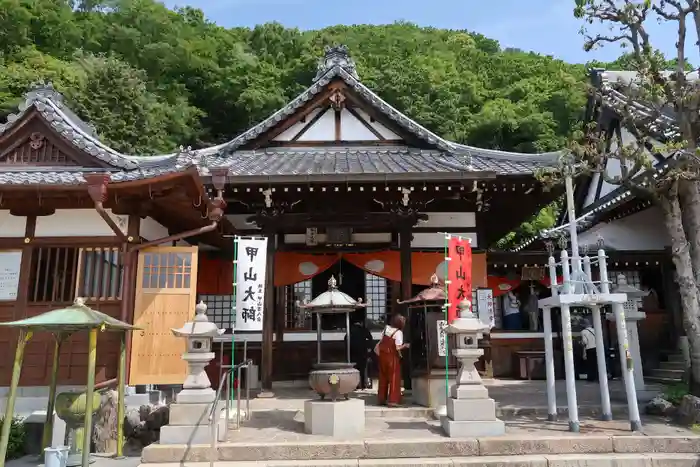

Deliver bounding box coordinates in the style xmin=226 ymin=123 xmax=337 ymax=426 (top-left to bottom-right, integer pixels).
xmin=139 ymin=435 xmax=700 ymax=467
xmin=646 ymin=352 xmax=686 ymax=385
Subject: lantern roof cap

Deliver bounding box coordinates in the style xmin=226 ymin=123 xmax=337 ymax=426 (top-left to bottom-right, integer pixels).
xmin=611 ymin=274 xmax=647 ymax=298
xmin=398 ymin=274 xmax=446 ymax=304
xmin=172 ymin=301 xmax=224 ymax=338
xmin=297 ymin=275 xmax=368 ymax=313
xmin=0 ymin=297 xmax=139 ymax=332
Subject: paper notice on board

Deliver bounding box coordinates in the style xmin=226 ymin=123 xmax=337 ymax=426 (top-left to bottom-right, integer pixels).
xmin=0 ymin=251 xmax=22 ymax=301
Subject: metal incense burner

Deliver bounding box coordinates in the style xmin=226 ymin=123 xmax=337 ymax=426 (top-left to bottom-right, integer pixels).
xmin=297 ymin=276 xmax=369 ymax=401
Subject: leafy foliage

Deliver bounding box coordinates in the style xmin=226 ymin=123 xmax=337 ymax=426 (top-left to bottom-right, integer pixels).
xmin=0 ymin=0 xmax=589 ymax=156
xmin=0 ymin=417 xmax=26 ymax=460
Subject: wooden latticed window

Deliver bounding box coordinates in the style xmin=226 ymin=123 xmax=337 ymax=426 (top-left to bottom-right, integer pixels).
xmin=284 ymin=280 xmax=312 ymax=330
xmin=28 ymin=246 xmax=124 ymax=303
xmin=77 ymin=247 xmax=123 ymax=301
xmin=365 ymin=273 xmax=387 ymax=329
xmin=140 ymin=251 xmax=193 ymax=290
xmin=29 ymin=247 xmax=80 ymax=303
xmin=200 ymin=294 xmax=235 ymax=330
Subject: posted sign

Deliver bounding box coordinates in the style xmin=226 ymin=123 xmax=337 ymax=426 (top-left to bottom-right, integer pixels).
xmin=0 ymin=251 xmax=22 ymax=301
xmin=234 ymin=237 xmax=268 ymax=331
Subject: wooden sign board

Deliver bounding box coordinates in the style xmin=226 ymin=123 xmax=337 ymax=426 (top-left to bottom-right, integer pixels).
xmin=0 ymin=250 xmax=22 ymax=301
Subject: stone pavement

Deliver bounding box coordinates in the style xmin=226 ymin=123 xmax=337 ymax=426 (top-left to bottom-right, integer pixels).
xmin=6 ymin=454 xmax=141 ymax=467
xmin=243 ymin=379 xmax=660 ymax=415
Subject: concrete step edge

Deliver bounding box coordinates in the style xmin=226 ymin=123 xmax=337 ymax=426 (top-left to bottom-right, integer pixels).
xmin=138 ymin=453 xmax=700 ymax=467
xmin=141 ymin=435 xmax=700 ymax=463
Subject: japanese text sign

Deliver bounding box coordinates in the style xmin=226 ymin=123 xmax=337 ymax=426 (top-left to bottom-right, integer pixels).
xmin=446 ymin=236 xmax=472 ymax=323
xmin=234 ymin=237 xmax=268 ymax=331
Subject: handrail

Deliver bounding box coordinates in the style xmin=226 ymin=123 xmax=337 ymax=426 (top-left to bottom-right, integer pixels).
xmin=208 ymin=358 xmax=253 ymax=463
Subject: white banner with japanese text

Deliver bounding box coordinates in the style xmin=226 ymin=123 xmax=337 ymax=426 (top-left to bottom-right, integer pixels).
xmin=234 ymin=237 xmax=268 ymax=331
xmin=476 ymin=288 xmax=495 ymax=330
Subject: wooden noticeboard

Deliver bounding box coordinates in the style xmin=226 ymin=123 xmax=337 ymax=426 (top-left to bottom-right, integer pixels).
xmin=0 ymin=250 xmax=22 ymax=301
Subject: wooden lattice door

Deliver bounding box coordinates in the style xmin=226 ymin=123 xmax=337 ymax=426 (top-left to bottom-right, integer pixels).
xmin=129 ymin=246 xmax=199 ymax=385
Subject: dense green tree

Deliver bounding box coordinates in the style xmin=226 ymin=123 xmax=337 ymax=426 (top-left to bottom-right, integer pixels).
xmin=0 ymin=0 xmax=633 ymax=245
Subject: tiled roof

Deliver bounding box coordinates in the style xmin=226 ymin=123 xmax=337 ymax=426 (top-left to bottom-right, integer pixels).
xmin=596 ymin=70 xmax=700 ymax=142
xmin=195 ymin=146 xmax=551 ymax=182
xmin=0 ymin=48 xmax=565 ymax=187
xmin=220 ymin=50 xmax=564 ymax=168
xmin=0 ymin=164 xmax=191 ymax=186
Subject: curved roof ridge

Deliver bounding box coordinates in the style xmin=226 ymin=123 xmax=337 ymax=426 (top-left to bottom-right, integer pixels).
xmin=454 ymin=143 xmax=562 ymax=164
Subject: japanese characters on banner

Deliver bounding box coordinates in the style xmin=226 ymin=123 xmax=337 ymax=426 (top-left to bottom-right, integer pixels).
xmin=436 ymin=319 xmax=447 ymax=357
xmin=446 ymin=235 xmax=472 ymax=323
xmin=0 ymin=251 xmax=22 ymax=301
xmin=234 ymin=238 xmax=268 ymax=331
xmin=476 ymin=288 xmax=495 ymax=329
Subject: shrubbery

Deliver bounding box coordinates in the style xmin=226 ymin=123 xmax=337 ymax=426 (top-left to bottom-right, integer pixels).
xmin=0 ymin=416 xmax=26 ymax=460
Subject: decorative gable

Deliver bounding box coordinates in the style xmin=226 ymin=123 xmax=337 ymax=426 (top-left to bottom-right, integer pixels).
xmin=0 ymin=110 xmax=109 ymax=168
xmin=233 ymin=45 xmax=452 ymax=152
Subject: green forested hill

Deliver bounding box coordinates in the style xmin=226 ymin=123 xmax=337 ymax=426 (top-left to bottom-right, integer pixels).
xmin=0 ymin=0 xmax=589 ymax=158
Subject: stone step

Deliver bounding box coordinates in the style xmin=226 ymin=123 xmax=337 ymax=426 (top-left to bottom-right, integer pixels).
xmin=664 ymin=353 xmax=686 ymax=363
xmin=138 ymin=453 xmax=700 ymax=467
xmin=659 ymin=361 xmax=686 ymax=371
xmin=646 ymin=375 xmax=683 ymax=384
xmin=140 ymin=435 xmax=700 ymax=463
xmin=649 ymin=368 xmax=686 ymax=380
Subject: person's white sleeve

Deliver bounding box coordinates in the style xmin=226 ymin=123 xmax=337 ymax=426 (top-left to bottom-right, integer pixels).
xmin=394 ymin=330 xmax=404 ymax=346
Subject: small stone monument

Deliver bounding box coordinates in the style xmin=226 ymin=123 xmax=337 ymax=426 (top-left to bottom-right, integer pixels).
xmin=158 ymin=302 xmax=226 ymax=444
xmin=441 ymin=299 xmax=505 ymax=437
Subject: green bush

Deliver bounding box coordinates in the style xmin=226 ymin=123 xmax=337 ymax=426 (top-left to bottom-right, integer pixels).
xmin=663 ymin=382 xmax=690 ymax=406
xmin=0 ymin=416 xmax=26 ymax=460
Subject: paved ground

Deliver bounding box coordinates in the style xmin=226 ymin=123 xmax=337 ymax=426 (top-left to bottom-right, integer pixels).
xmin=220 ymin=379 xmax=681 ymax=444
xmin=6 ymin=379 xmax=672 ymax=466
xmin=243 ymin=379 xmax=661 ymax=412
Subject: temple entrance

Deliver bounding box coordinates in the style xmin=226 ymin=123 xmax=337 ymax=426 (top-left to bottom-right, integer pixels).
xmin=312 ymin=259 xmax=366 ymax=330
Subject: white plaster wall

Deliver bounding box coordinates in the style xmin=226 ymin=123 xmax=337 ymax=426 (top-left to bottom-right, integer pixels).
xmin=35 ymin=209 xmax=126 ymax=237
xmin=354 ymin=109 xmax=400 ymax=139
xmin=226 ymin=214 xmax=259 ymax=230
xmin=297 ymin=110 xmax=335 ymax=141
xmin=140 ymin=217 xmax=170 ymax=241
xmin=339 ymin=108 xmax=379 ymax=140
xmin=579 ymin=207 xmax=668 ymax=251
xmin=0 ymin=211 xmax=26 ymax=237
xmin=273 ymin=108 xmax=323 ymax=141
xmin=582 ymin=172 xmax=601 ymax=209
xmin=411 ymin=232 xmax=478 ymax=249
xmin=422 ymin=212 xmax=476 ymax=229
xmin=139 ymin=217 xmax=190 ymax=246
xmin=270 ymin=107 xmax=402 ymax=142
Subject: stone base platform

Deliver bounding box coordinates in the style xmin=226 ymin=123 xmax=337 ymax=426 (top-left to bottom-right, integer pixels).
xmin=141 ymin=427 xmax=700 ymax=464
xmin=304 ymin=399 xmax=365 ymax=437
xmin=139 ymin=453 xmax=700 ymax=467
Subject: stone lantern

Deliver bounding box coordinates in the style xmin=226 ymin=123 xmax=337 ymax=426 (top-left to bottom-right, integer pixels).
xmin=607 ymin=274 xmax=647 ymax=391
xmin=159 ymin=301 xmax=226 ymax=444
xmin=441 ymin=299 xmax=505 ymax=437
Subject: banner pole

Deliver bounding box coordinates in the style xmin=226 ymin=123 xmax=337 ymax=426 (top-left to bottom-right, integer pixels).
xmin=444 ymin=234 xmax=450 ymax=408
xmin=231 ymin=236 xmax=239 ymax=406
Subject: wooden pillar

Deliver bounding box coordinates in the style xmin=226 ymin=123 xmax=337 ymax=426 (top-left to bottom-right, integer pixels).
xmin=16 ymin=216 xmax=36 ymax=320
xmin=261 ymin=230 xmax=276 ymax=393
xmin=275 ymin=233 xmax=285 ymax=343
xmin=399 ymin=227 xmax=413 ymax=302
xmin=399 ymin=225 xmax=413 ymax=390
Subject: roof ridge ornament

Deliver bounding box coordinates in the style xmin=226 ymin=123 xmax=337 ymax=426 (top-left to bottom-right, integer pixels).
xmin=27 ymin=82 xmax=65 ymax=108
xmin=313 ymin=45 xmax=359 ymax=82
